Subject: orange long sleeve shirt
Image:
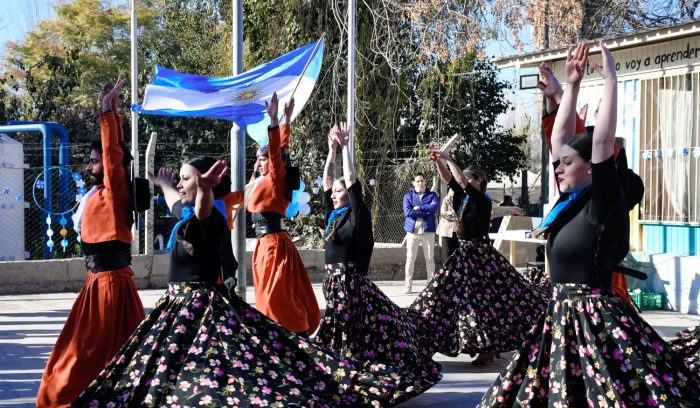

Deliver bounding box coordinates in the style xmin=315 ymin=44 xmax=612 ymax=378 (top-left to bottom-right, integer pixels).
xmin=223 ymin=124 xmax=291 ymax=224
xmin=80 ymin=112 xmax=133 ymax=244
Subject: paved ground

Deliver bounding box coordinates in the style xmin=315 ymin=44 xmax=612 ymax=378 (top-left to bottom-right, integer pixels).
xmin=1 ymin=281 xmax=699 ymax=407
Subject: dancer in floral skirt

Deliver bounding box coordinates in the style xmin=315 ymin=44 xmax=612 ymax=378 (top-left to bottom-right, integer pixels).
xmin=72 ymin=156 xmax=402 ymax=407
xmin=670 ymin=324 xmax=700 ymax=375
xmin=314 ymin=122 xmax=442 ymax=405
xmin=478 ymin=41 xmax=700 ymax=407
xmin=410 ymin=148 xmax=549 ymax=365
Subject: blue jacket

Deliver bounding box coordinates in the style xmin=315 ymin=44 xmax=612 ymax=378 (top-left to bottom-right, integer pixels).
xmin=403 ymin=188 xmax=439 ymax=233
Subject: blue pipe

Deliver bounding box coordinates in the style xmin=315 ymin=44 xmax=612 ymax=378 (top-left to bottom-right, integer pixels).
xmin=0 ymin=122 xmax=73 ymax=259
xmin=5 ymin=122 xmax=73 ymax=216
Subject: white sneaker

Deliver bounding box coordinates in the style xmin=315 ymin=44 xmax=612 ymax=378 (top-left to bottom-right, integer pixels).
xmin=403 ymin=282 xmax=412 ymax=294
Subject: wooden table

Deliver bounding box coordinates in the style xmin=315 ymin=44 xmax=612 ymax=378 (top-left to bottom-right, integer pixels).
xmin=489 ymin=228 xmax=546 ymax=265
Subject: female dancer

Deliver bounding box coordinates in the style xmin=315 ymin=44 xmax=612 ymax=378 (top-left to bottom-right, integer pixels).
xmin=73 ymin=156 xmax=403 ymax=407
xmin=225 ymin=93 xmax=319 ymax=337
xmin=410 ymin=149 xmax=548 ymax=365
xmin=478 ymin=42 xmax=700 ymax=407
xmin=314 ymin=122 xmax=442 ymax=405
xmin=670 ymin=324 xmax=700 ymax=375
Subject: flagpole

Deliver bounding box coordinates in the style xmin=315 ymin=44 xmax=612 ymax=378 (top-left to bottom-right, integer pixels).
xmin=231 ymin=0 xmax=247 ymax=300
xmin=288 ymin=33 xmax=326 ymax=102
xmin=130 ymin=0 xmax=140 ymax=256
xmin=347 ymin=0 xmax=356 ymax=160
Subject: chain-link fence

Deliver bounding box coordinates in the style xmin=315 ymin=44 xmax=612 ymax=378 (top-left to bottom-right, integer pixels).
xmin=0 ymin=133 xmax=90 ymax=261
xmin=0 ymin=128 xmax=532 ymax=262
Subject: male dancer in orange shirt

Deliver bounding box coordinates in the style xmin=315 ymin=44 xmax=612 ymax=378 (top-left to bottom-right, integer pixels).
xmin=37 ymin=79 xmax=145 ymax=407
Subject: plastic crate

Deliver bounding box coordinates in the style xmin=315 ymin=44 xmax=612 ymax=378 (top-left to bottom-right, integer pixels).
xmin=628 ymin=291 xmax=665 ymax=311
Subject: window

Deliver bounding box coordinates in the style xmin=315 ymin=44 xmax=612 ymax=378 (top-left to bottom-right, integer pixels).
xmin=639 ymin=73 xmax=700 ymax=224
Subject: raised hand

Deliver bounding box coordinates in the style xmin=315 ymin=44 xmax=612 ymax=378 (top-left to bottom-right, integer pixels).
xmin=564 ymin=43 xmax=589 ymax=85
xmin=327 ymin=124 xmax=339 ymax=151
xmin=535 ymin=63 xmax=563 ymax=102
xmin=578 ymin=103 xmax=589 ymax=122
xmin=265 ymin=92 xmax=279 ymax=127
xmin=196 ymin=160 xmax=229 ymax=191
xmin=282 ymin=97 xmax=295 ymax=124
xmin=148 ymin=167 xmax=174 ymax=189
xmin=100 ymin=77 xmax=127 ymax=113
xmin=336 ymin=122 xmax=350 ymax=147
xmin=591 ymin=41 xmax=616 ymax=81
xmin=427 ymin=147 xmax=449 ymax=161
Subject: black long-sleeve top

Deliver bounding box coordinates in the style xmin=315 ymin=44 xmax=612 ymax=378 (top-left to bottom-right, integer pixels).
xmin=323 ymin=183 xmax=374 ymax=274
xmin=168 ymin=201 xmax=238 ymax=284
xmin=448 ymin=177 xmax=492 ymax=241
xmin=547 ymin=156 xmax=629 ymax=290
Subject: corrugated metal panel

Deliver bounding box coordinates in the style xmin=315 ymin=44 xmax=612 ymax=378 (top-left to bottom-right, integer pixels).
xmin=642 ymin=223 xmax=699 ymax=255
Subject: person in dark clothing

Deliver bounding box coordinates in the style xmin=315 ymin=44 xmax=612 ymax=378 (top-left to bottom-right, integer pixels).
xmin=410 ymin=149 xmax=548 ymax=366
xmin=314 ymin=122 xmax=441 ymax=405
xmin=479 ymin=41 xmax=699 ymax=407
xmin=73 ymin=156 xmax=404 ymax=407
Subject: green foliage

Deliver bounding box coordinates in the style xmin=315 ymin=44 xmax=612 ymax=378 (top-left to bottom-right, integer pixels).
xmin=414 ymin=56 xmax=526 ymax=182
xmin=0 ymin=0 xmax=525 ymax=246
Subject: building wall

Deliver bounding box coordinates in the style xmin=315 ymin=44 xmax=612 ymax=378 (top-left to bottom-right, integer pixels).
xmin=547 ymin=36 xmax=700 ymax=258
xmin=0 ymin=245 xmax=431 ymax=295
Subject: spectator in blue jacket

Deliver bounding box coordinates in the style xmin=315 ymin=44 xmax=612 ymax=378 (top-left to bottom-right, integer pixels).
xmin=403 ymin=173 xmax=439 ymax=293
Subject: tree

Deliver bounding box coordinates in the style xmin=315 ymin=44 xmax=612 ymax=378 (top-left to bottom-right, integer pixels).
xmin=414 ymin=56 xmax=526 ymax=181
xmin=490 ymin=0 xmax=700 ymax=50
xmin=1 ymin=0 xmax=531 ymax=249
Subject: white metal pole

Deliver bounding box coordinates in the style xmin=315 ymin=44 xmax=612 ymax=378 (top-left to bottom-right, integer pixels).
xmin=130 ymin=0 xmax=140 ymax=255
xmin=347 ymin=0 xmax=356 ymax=159
xmin=231 ymin=0 xmax=246 ymax=299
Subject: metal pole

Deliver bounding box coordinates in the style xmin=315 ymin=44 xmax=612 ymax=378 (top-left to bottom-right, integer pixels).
xmin=130 ymin=0 xmax=140 ymax=255
xmin=231 ymin=0 xmax=247 ymax=300
xmin=347 ymin=0 xmax=356 ymax=159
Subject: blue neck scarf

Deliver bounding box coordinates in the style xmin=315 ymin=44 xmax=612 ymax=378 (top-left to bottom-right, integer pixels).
xmin=166 ymin=201 xmax=228 ymax=253
xmin=456 ymin=194 xmax=470 ymax=219
xmin=323 ymin=204 xmax=350 ymax=239
xmin=166 ymin=205 xmax=194 ymax=252
xmin=531 ymin=189 xmax=583 ymax=238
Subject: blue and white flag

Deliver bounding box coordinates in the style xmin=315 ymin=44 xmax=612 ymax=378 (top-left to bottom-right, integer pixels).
xmin=133 ymin=40 xmax=324 ymax=145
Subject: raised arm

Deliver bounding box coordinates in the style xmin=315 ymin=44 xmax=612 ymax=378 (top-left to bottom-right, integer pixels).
xmin=590 ymin=41 xmax=616 ymax=163
xmin=194 ymin=160 xmax=229 ymax=220
xmin=551 ymin=43 xmax=589 ymax=161
xmin=335 ymin=122 xmax=356 ymax=188
xmin=99 ymin=78 xmax=127 ymax=195
xmin=536 ymin=63 xmax=563 ymax=115
xmin=428 ymin=148 xmax=452 ymax=182
xmin=148 ymin=167 xmax=180 ymax=212
xmin=429 ymin=148 xmax=467 ymax=189
xmin=323 ymin=124 xmax=339 ymax=191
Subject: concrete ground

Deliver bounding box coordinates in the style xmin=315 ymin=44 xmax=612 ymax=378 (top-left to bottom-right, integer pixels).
xmin=1 ymin=281 xmax=699 ymax=407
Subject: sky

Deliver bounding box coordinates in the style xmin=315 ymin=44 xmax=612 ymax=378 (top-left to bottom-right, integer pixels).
xmin=0 ymin=0 xmax=56 ymax=57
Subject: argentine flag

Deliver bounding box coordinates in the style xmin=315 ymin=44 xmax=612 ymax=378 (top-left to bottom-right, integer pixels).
xmin=133 ymin=40 xmax=324 ymax=145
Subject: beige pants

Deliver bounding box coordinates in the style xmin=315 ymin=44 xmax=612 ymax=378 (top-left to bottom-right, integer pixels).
xmin=405 ymin=232 xmax=435 ymax=283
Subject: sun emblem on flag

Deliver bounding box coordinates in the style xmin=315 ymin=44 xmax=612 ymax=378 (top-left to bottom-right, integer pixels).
xmin=232 ymin=85 xmax=263 ymax=105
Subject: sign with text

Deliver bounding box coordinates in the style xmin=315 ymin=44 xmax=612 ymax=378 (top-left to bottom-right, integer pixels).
xmin=552 ymin=36 xmax=700 ymax=80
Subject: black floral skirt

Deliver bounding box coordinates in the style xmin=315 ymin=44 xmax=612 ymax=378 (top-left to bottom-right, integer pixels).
xmin=478 ymin=284 xmax=700 ymax=407
xmin=314 ymin=262 xmax=442 ymax=405
xmin=669 ymin=324 xmax=700 ymax=376
xmin=410 ymin=240 xmax=549 ymax=356
xmin=72 ymin=283 xmax=404 ymax=407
